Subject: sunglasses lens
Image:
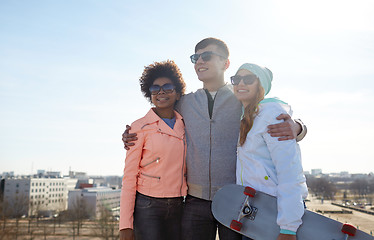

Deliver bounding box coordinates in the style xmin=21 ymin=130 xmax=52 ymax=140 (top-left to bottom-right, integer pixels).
xmin=162 ymin=83 xmax=175 ymax=93
xmin=230 ymin=76 xmax=241 ymax=85
xmin=149 ymin=85 xmax=161 ymax=95
xmin=201 ymin=52 xmax=212 ymax=62
xmin=243 ymin=76 xmax=256 ymax=85
xmin=190 ymin=54 xmax=199 ymax=63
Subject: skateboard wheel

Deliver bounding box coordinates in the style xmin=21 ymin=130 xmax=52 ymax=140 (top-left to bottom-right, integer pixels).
xmin=341 ymin=224 xmax=357 ymax=236
xmin=230 ymin=220 xmax=242 ymax=231
xmin=244 ymin=186 xmax=256 ymax=197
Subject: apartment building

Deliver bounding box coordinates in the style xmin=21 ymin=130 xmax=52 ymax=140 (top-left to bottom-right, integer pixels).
xmin=68 ymin=187 xmax=121 ymax=218
xmin=3 ymin=177 xmax=78 ymax=217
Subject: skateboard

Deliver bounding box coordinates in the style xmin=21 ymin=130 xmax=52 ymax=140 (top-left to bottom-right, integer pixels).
xmin=212 ymin=184 xmax=374 ymax=240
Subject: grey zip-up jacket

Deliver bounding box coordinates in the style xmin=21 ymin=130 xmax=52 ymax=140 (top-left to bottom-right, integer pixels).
xmin=176 ymin=84 xmax=242 ymax=200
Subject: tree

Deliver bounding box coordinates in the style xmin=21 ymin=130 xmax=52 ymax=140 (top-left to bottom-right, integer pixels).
xmin=350 ymin=179 xmax=370 ymax=197
xmin=67 ymin=195 xmax=91 ymax=236
xmin=0 ymin=198 xmax=14 ymax=239
xmin=306 ymin=176 xmax=337 ymax=200
xmin=0 ymin=198 xmax=11 ymax=230
xmin=10 ymin=192 xmax=29 ymax=218
xmin=0 ymin=193 xmax=29 ymax=239
xmin=92 ymin=203 xmax=118 ymax=240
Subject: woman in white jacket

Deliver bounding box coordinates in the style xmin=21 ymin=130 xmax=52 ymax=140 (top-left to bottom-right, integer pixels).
xmin=232 ymin=63 xmax=308 ymax=240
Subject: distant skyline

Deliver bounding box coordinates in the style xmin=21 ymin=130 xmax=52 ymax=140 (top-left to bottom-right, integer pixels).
xmin=2 ymin=168 xmax=373 ymax=177
xmin=1 ymin=0 xmax=374 ymax=175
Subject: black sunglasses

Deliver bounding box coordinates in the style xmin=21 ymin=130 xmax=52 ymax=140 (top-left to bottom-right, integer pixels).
xmin=230 ymin=75 xmax=258 ymax=85
xmin=190 ymin=51 xmax=226 ymax=64
xmin=149 ymin=83 xmax=176 ymax=95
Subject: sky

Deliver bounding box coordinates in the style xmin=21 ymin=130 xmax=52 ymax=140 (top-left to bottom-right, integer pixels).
xmin=1 ymin=0 xmax=374 ymax=176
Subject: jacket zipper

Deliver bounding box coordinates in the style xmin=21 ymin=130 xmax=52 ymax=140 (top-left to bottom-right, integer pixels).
xmin=158 ymin=129 xmax=185 ymax=196
xmin=208 ymin=91 xmax=218 ymax=199
xmin=180 ymin=136 xmax=186 ymax=196
xmin=140 ymin=172 xmax=161 ymax=180
xmin=208 ymin=120 xmax=212 ymax=199
xmin=140 ymin=127 xmax=185 ymax=190
xmin=141 ymin=157 xmax=160 ymax=168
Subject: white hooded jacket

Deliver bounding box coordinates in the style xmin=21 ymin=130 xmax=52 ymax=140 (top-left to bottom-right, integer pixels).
xmin=236 ymin=101 xmax=308 ymax=232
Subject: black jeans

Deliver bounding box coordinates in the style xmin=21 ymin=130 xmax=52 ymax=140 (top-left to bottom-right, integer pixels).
xmin=182 ymin=195 xmax=242 ymax=240
xmin=134 ymin=192 xmax=183 ymax=240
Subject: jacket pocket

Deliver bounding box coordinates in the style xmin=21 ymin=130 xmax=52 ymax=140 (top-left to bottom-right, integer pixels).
xmin=140 ymin=157 xmax=160 ymax=168
xmin=259 ymin=166 xmax=277 ymax=196
xmin=140 ymin=172 xmax=161 ymax=180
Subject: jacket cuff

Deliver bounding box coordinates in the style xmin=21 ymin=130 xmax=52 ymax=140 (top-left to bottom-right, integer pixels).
xmin=295 ymin=119 xmax=307 ymax=142
xmin=280 ymin=229 xmax=296 ymax=235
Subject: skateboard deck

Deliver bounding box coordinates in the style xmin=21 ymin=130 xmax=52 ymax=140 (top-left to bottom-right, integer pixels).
xmin=212 ymin=184 xmax=374 ymax=240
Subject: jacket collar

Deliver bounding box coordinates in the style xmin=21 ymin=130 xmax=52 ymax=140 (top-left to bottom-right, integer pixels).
xmin=142 ymin=108 xmax=184 ymax=139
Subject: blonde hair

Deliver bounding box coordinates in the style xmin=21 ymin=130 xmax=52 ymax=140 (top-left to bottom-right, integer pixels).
xmin=239 ymin=83 xmax=265 ymax=146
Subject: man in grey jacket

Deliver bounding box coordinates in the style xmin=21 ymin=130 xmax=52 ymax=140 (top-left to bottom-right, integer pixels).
xmin=122 ymin=37 xmax=306 ymax=240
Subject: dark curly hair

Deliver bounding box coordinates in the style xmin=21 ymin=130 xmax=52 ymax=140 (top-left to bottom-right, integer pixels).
xmin=140 ymin=60 xmax=186 ymax=103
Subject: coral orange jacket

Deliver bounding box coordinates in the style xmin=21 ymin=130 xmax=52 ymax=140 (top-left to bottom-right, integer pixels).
xmin=119 ymin=108 xmax=187 ymax=230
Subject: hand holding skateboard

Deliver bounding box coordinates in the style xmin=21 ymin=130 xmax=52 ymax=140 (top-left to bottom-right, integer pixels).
xmin=212 ymin=184 xmax=373 ymax=240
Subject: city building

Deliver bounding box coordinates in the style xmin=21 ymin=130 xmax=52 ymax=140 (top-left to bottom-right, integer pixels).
xmin=2 ymin=177 xmax=78 ymax=217
xmin=68 ymin=187 xmax=121 ymax=218
xmin=0 ymin=172 xmax=15 ymax=178
xmin=311 ymin=169 xmax=323 ymax=176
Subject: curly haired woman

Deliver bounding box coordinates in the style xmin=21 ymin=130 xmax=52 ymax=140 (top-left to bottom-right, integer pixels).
xmin=119 ymin=60 xmax=187 ymax=240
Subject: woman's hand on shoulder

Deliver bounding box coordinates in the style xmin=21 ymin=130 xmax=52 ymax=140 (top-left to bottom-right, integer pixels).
xmin=120 ymin=228 xmax=134 ymax=240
